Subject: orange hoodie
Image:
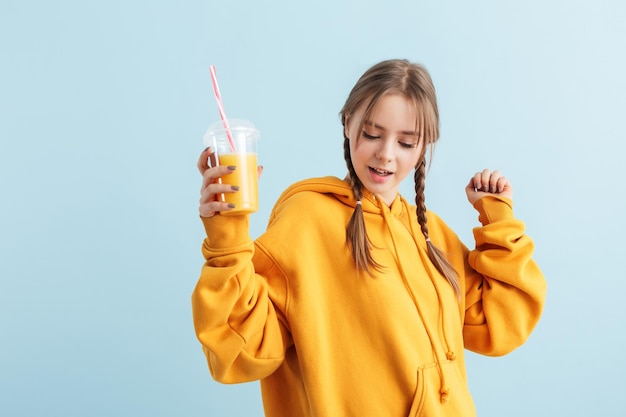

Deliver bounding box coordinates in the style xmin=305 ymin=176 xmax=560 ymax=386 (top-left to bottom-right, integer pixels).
xmin=192 ymin=176 xmax=546 ymax=416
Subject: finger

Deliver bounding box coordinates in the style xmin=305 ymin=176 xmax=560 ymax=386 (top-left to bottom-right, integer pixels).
xmin=466 ymin=177 xmax=477 ymax=194
xmin=498 ymin=176 xmax=513 ymax=194
xmin=489 ymin=170 xmax=502 ymax=193
xmin=199 ymin=181 xmax=239 ymax=217
xmin=199 ymin=182 xmax=240 ymax=202
xmin=197 ymin=147 xmax=212 ymax=174
xmin=495 ymin=175 xmax=506 ymax=193
xmin=201 ymin=165 xmax=237 ymax=191
xmin=199 ymin=201 xmax=236 ymax=218
xmin=257 ymin=165 xmax=264 ymax=179
xmin=471 ymin=171 xmax=484 ymax=191
xmin=200 ymin=168 xmax=216 ymax=192
xmin=479 ymin=169 xmax=492 ymax=192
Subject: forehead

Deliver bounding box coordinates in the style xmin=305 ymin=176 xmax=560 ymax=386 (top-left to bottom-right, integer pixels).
xmin=362 ymin=94 xmax=418 ymax=131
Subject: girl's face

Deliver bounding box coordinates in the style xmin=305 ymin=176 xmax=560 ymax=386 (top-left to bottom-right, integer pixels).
xmin=345 ymin=94 xmax=424 ymax=206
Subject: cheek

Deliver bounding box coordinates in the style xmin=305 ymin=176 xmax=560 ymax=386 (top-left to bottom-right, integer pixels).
xmin=411 ymin=145 xmax=425 ymax=166
xmin=401 ymin=151 xmax=422 ymax=171
xmin=350 ymin=138 xmax=371 ymax=160
xmin=349 ymin=140 xmax=362 ymax=164
xmin=348 ymin=129 xmax=364 ymax=151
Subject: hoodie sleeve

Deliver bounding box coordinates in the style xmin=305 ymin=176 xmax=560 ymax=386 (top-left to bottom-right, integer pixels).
xmin=462 ymin=196 xmax=547 ymax=356
xmin=191 ymin=215 xmax=292 ymax=383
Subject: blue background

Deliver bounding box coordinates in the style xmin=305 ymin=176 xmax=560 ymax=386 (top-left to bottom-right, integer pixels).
xmin=1 ymin=0 xmax=625 ymax=415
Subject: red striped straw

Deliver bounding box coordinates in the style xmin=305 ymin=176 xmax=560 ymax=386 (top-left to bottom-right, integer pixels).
xmin=209 ymin=65 xmax=236 ymax=152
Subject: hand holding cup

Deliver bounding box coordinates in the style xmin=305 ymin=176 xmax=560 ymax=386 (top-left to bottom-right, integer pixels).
xmin=198 ymin=118 xmax=263 ymax=218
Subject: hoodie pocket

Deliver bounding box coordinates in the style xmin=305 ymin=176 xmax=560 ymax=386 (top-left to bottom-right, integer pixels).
xmin=407 ymin=362 xmax=477 ymax=417
xmin=407 ymin=367 xmax=426 ymax=416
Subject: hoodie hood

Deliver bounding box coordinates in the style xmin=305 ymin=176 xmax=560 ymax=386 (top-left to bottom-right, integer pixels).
xmin=274 ymin=176 xmax=407 ymax=217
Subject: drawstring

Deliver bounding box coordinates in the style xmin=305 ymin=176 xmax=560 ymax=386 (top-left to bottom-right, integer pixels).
xmin=403 ymin=199 xmax=457 ymax=363
xmin=402 ymin=197 xmax=458 ymax=401
xmin=379 ymin=200 xmax=452 ymax=403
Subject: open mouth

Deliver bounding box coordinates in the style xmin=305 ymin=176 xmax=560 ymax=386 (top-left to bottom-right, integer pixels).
xmin=369 ymin=167 xmax=393 ymax=176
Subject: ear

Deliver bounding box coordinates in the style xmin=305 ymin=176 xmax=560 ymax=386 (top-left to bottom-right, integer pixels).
xmin=343 ymin=115 xmax=351 ymax=139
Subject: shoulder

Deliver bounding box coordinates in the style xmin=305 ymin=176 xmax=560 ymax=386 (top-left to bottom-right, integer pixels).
xmin=420 ymin=207 xmax=464 ymax=251
xmin=257 ymin=178 xmax=355 ymax=249
xmin=256 ymin=177 xmax=350 ymax=260
xmin=425 ymin=210 xmax=452 ymax=232
xmin=403 ymin=198 xmax=454 ymax=235
xmin=269 ymin=176 xmax=353 ymax=220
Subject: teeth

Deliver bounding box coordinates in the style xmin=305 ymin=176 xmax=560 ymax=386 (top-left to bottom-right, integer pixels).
xmin=372 ymin=167 xmax=391 ymax=175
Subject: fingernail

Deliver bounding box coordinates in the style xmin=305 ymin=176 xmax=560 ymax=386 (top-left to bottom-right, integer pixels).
xmin=231 ymin=185 xmax=240 ymax=191
xmin=227 ymin=166 xmax=236 ymax=171
xmin=227 ymin=203 xmax=236 ymax=208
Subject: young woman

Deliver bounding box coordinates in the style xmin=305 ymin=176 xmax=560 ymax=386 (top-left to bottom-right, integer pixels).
xmin=192 ymin=59 xmax=546 ymax=416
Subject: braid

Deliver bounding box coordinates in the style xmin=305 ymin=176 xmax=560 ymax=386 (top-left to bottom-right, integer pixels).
xmin=414 ymin=159 xmax=461 ymax=298
xmin=344 ymin=137 xmax=382 ymax=274
xmin=343 ymin=136 xmax=362 ymax=200
xmin=414 ymin=160 xmax=429 ymax=236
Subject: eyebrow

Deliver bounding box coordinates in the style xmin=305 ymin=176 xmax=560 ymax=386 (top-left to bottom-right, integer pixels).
xmin=364 ymin=120 xmax=418 ymax=136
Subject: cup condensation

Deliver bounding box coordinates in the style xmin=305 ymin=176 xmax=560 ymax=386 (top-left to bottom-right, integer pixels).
xmin=203 ymin=119 xmax=260 ymax=216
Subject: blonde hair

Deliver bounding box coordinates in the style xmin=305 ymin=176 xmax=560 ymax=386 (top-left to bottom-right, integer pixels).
xmin=340 ymin=59 xmax=460 ymax=298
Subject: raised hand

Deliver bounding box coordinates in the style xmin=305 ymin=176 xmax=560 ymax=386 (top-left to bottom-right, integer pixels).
xmin=465 ymin=169 xmax=513 ymax=205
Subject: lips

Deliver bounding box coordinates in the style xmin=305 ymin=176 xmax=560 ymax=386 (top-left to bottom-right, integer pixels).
xmin=369 ymin=166 xmax=393 ymax=176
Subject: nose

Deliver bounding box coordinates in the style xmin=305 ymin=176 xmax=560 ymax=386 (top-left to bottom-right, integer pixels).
xmin=375 ymin=139 xmax=393 ymax=162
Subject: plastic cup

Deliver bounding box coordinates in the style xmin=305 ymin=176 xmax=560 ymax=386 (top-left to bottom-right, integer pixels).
xmin=203 ymin=119 xmax=260 ymax=216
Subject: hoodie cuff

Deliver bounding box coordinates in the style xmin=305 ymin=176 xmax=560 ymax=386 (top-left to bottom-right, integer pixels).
xmin=473 ymin=195 xmax=514 ymax=225
xmin=200 ymin=214 xmax=251 ymax=249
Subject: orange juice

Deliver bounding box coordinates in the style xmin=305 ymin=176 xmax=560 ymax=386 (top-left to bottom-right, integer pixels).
xmin=218 ymin=152 xmax=258 ymax=215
